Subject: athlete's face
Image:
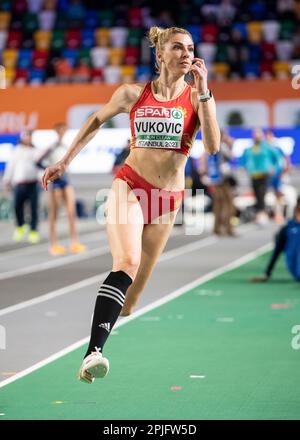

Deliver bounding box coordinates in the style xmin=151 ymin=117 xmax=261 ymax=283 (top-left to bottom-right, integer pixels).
xmin=158 ymin=33 xmax=194 ymax=75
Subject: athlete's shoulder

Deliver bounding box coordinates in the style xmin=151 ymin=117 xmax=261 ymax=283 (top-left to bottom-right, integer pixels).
xmin=106 ymin=83 xmax=147 ymax=113
xmin=118 ymin=82 xmax=147 ymax=101
xmin=121 ymin=82 xmax=149 ymax=113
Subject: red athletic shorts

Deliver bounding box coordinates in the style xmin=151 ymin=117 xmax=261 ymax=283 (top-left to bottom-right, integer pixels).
xmin=114 ymin=164 xmax=184 ymax=224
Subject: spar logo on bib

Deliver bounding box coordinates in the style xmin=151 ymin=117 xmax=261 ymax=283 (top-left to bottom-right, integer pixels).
xmin=172 ymin=108 xmax=183 ymax=119
xmin=134 ymin=106 xmax=185 ymax=149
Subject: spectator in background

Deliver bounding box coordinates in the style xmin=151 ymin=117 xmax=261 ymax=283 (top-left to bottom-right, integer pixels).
xmin=54 ymin=58 xmax=73 ymax=83
xmin=251 ymin=199 xmax=300 ymax=282
xmin=240 ymin=128 xmax=277 ymax=226
xmin=219 ymin=129 xmax=236 ymax=179
xmin=112 ymin=139 xmax=131 ymax=175
xmin=37 ymin=123 xmax=86 ymax=255
xmin=3 ymin=130 xmax=40 ymax=244
xmin=228 ymin=29 xmax=247 ymax=79
xmin=200 ymin=130 xmax=236 ymax=236
xmin=265 ymin=129 xmax=290 ymax=224
xmin=72 ymin=59 xmax=91 ymax=83
xmin=188 ymin=156 xmax=212 ymax=204
xmin=216 ymin=0 xmax=236 ymax=22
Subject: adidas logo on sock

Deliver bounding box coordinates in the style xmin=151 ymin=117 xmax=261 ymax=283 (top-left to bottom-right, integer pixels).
xmin=99 ymin=322 xmax=111 ymax=333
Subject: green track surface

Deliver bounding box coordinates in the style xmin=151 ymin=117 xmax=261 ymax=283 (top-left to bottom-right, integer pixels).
xmin=1 ymin=253 xmax=300 ymax=420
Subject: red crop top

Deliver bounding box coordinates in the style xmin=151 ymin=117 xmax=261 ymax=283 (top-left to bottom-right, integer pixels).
xmin=129 ymin=81 xmax=199 ymax=156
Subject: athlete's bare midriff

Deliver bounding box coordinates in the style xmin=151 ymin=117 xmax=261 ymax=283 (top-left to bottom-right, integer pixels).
xmin=125 ymin=148 xmax=187 ymax=191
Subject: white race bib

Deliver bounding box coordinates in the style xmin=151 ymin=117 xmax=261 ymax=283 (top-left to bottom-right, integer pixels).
xmin=134 ymin=107 xmax=184 ymax=149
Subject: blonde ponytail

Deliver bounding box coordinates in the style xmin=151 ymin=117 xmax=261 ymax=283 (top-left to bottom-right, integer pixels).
xmin=148 ymin=26 xmax=165 ymax=49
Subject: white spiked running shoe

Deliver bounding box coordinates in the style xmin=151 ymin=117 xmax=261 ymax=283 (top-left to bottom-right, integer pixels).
xmin=78 ymin=347 xmax=109 ymax=384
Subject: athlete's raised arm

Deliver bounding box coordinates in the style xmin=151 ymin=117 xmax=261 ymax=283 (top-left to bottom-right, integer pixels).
xmin=42 ymin=84 xmax=136 ymax=190
xmin=190 ymin=57 xmax=220 ymax=155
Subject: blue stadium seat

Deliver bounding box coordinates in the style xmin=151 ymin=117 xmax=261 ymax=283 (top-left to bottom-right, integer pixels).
xmin=84 ymin=10 xmax=99 ymax=29
xmin=242 ymin=62 xmax=260 ymax=77
xmin=29 ymin=67 xmax=45 ymax=82
xmin=247 ymin=43 xmax=262 ymax=63
xmin=136 ymin=65 xmax=151 ymax=81
xmin=232 ymin=22 xmax=247 ymax=39
xmin=62 ymin=48 xmax=79 ymax=67
xmin=17 ymin=48 xmax=32 ymax=68
xmin=81 ymin=29 xmax=95 ymax=49
xmin=68 ymin=1 xmax=85 ymax=20
xmin=248 ymin=1 xmax=267 ymax=21
xmin=186 ymin=25 xmax=201 ymax=45
xmin=57 ymin=0 xmax=69 ymax=12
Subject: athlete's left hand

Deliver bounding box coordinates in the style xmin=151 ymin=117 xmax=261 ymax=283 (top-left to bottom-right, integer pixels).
xmin=189 ymin=58 xmax=208 ymax=94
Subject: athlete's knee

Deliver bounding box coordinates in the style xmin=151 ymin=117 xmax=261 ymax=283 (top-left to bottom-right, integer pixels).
xmin=113 ymin=253 xmax=141 ymax=278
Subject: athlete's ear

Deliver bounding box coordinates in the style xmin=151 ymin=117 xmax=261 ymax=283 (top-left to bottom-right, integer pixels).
xmin=157 ymin=48 xmax=163 ymax=63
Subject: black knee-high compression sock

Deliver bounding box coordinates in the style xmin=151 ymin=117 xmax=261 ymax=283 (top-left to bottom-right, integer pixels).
xmin=84 ymin=270 xmax=132 ymax=358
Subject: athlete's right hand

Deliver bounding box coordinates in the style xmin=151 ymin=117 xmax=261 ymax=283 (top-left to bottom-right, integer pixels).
xmin=42 ymin=161 xmax=66 ymax=190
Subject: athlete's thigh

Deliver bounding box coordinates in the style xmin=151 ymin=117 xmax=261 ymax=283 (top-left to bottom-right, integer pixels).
xmin=53 ymin=188 xmax=64 ymax=207
xmin=62 ymin=185 xmax=76 ymax=212
xmin=121 ymin=209 xmax=179 ymax=312
xmin=62 ymin=184 xmax=74 ymax=201
xmin=141 ymin=209 xmax=178 ymax=260
xmin=48 ymin=189 xmax=62 ymax=214
xmin=105 ymin=178 xmax=144 ymax=261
